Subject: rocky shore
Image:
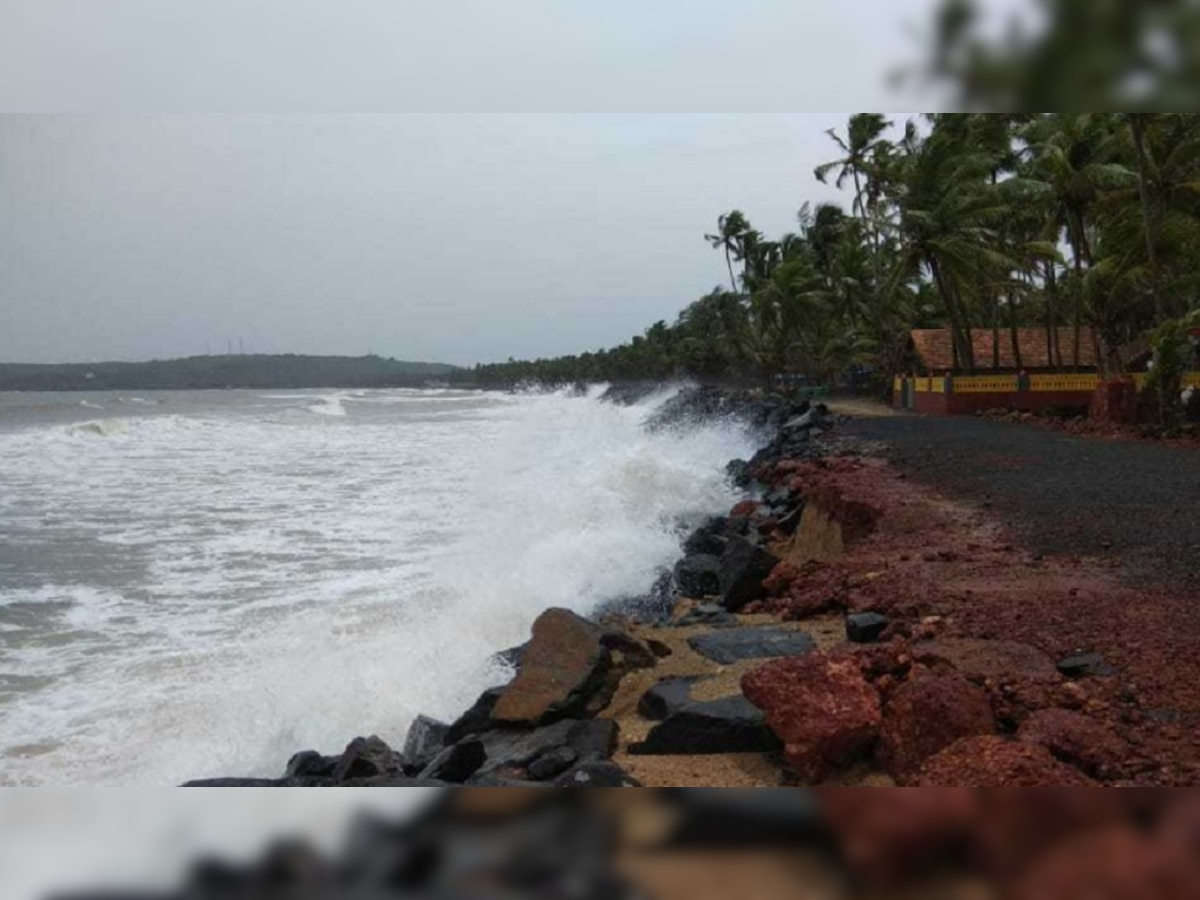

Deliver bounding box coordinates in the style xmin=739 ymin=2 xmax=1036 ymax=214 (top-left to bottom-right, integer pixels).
xmin=186 ymin=385 xmax=1185 ymax=788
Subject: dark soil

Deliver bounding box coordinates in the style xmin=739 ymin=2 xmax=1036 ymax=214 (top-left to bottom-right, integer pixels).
xmin=846 ymin=415 xmax=1200 ymax=589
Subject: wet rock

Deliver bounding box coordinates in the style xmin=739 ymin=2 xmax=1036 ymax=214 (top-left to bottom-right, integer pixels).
xmin=332 ymin=735 xmax=406 ymax=782
xmin=629 ymin=695 xmax=780 ymax=755
xmin=673 ymin=554 xmax=723 ymax=598
xmin=417 ymin=738 xmax=486 ymax=783
xmin=445 ymin=685 xmax=505 ymax=743
xmin=182 ymin=777 xmax=285 ymax=787
xmin=1056 ymin=650 xmax=1117 ymax=678
xmin=553 ymin=760 xmax=641 ymax=787
xmin=878 ymin=673 xmax=996 ymax=782
xmin=725 ymin=459 xmax=753 ymax=488
xmin=526 ymin=746 xmax=578 ymax=780
xmin=477 ymin=719 xmax=618 ymax=780
xmin=1017 ymin=708 xmax=1129 ymax=779
xmin=285 ymin=750 xmax=338 ymax=781
xmin=402 ymin=715 xmax=450 ymax=773
xmin=491 ymin=643 xmax=527 ymax=671
xmin=846 ymin=612 xmax=890 ymax=644
xmin=917 ymin=735 xmax=1097 ymax=786
xmin=687 ymin=626 xmax=816 ymax=665
xmin=741 ymin=653 xmax=881 ymax=781
xmin=683 ymin=528 xmax=727 ymax=557
xmin=491 ymin=608 xmax=612 ymax=726
xmin=719 ymin=536 xmax=781 ymax=611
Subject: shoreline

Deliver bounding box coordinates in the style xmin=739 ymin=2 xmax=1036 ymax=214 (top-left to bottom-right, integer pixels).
xmin=186 ymin=386 xmax=1193 ymax=788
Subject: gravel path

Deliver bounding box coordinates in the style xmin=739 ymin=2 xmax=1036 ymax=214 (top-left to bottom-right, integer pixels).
xmin=844 ymin=415 xmax=1200 ymax=588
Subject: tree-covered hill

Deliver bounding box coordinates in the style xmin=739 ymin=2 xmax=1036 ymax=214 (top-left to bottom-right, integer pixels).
xmin=0 ymin=354 xmax=460 ymax=392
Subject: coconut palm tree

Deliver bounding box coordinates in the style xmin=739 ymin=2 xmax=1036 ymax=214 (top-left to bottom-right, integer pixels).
xmin=705 ymin=211 xmax=752 ymax=294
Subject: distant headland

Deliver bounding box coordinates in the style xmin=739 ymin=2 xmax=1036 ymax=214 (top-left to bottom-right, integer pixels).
xmin=0 ymin=354 xmax=462 ymax=392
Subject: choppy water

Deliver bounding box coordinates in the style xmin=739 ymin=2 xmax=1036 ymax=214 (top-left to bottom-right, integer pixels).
xmin=0 ymin=386 xmax=753 ymax=785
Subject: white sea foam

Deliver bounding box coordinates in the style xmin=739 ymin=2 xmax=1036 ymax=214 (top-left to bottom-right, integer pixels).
xmin=0 ymin=387 xmax=755 ymax=785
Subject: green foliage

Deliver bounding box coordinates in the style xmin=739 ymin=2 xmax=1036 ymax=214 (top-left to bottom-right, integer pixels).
xmin=474 ymin=113 xmax=1200 ymax=396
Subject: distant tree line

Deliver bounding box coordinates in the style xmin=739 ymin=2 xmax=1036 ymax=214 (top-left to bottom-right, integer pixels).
xmin=462 ymin=113 xmax=1200 ymax=406
xmin=0 ymin=355 xmax=459 ymax=392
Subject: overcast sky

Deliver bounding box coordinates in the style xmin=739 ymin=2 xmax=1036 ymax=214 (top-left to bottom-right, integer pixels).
xmin=0 ymin=1 xmax=1029 ymax=365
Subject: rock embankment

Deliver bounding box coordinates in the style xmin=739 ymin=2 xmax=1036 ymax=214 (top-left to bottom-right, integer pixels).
xmin=188 ymin=386 xmax=1184 ymax=788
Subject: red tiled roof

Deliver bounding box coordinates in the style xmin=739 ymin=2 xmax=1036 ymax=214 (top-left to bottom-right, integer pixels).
xmin=910 ymin=328 xmax=1102 ymax=371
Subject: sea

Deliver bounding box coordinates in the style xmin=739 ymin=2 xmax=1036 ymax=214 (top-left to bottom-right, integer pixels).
xmin=0 ymin=386 xmax=755 ymax=787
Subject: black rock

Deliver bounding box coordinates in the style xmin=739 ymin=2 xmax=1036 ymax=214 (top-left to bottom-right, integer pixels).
xmin=332 ymin=735 xmax=406 ymax=783
xmin=687 ymin=627 xmax=816 ymax=665
xmin=527 ymin=746 xmax=579 ymax=780
xmin=672 ymin=602 xmax=736 ymax=628
xmin=725 ymin=459 xmax=752 ymax=488
xmin=445 ymin=685 xmax=505 ymax=743
xmin=418 ymin=738 xmax=486 ymax=783
xmin=724 ymin=516 xmax=752 ymax=537
xmin=553 ymin=761 xmax=641 ymax=787
xmin=662 ymin=789 xmax=827 ymax=848
xmin=476 ymin=719 xmax=618 ymax=779
xmin=591 ymin=569 xmax=673 ymax=623
xmin=181 ymin=778 xmax=285 ymax=787
xmin=683 ymin=528 xmax=727 ymax=557
xmin=402 ymin=715 xmax=450 ymax=773
xmin=673 ymin=554 xmax=723 ymax=598
xmin=284 ymin=750 xmax=338 ymax=780
xmin=492 ymin=642 xmax=527 ymax=671
xmin=718 ymin=537 xmax=781 ymax=611
xmin=775 ymin=504 xmax=804 ymax=535
xmin=629 ymin=695 xmax=781 ymax=755
xmin=1057 ymin=651 xmax=1118 ymax=678
xmin=637 ymin=676 xmax=702 ymax=721
xmin=846 ymin=612 xmax=890 ymax=644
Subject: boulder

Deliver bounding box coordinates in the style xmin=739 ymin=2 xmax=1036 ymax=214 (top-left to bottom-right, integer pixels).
xmin=402 ymin=715 xmax=450 ymax=773
xmin=878 ymin=673 xmax=996 ymax=782
xmin=1012 ymin=827 xmax=1200 ymax=900
xmin=332 ymin=735 xmax=406 ymax=783
xmin=1016 ymin=708 xmax=1128 ymax=779
xmin=1055 ymin=651 xmax=1117 ymax=679
xmin=719 ymin=537 xmax=781 ymax=611
xmin=683 ymin=525 xmax=728 ymax=557
xmin=673 ymin=554 xmax=723 ymax=598
xmin=284 ymin=750 xmax=338 ymax=781
xmin=445 ymin=686 xmax=505 ymax=743
xmin=629 ymin=695 xmax=781 ymax=755
xmin=417 ymin=738 xmax=486 ymax=783
xmin=725 ymin=459 xmax=752 ymax=488
xmin=687 ymin=626 xmax=816 ymax=665
xmin=846 ymin=612 xmax=890 ymax=644
xmin=741 ymin=653 xmax=881 ymax=781
xmin=638 ymin=677 xmax=703 ymax=721
xmin=916 ymin=735 xmax=1097 ymax=786
xmin=182 ymin=778 xmax=285 ymax=787
xmin=476 ymin=719 xmax=618 ymax=781
xmin=526 ymin=746 xmax=578 ymax=780
xmin=490 ymin=609 xmax=612 ymax=726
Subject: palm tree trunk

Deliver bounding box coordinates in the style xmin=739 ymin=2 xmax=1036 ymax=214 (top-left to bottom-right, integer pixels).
xmin=929 ymin=256 xmax=974 ymax=372
xmin=1007 ymin=291 xmax=1024 ymax=371
xmin=725 ymin=246 xmax=737 ymax=294
xmin=1129 ymin=114 xmax=1165 ymax=322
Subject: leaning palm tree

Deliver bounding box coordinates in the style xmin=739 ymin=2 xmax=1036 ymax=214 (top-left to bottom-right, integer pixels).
xmin=705 ymin=211 xmax=752 ymax=294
